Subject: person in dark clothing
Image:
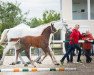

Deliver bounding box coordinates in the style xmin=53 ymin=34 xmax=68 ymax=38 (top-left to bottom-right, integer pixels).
xmin=64 ymin=29 xmax=71 ymax=63
xmin=64 ymin=25 xmax=74 ymax=63
xmin=64 ymin=27 xmax=76 ymax=63
xmin=60 ymin=24 xmax=83 ymax=64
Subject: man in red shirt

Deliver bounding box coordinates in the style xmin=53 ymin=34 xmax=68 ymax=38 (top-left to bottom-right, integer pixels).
xmin=60 ymin=24 xmax=83 ymax=64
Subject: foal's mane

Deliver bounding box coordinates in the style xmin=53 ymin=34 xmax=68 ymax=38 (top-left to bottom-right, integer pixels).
xmin=41 ymin=26 xmax=51 ymax=35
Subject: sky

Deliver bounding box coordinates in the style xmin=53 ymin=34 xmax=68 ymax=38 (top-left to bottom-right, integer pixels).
xmin=2 ymin=0 xmax=60 ymax=19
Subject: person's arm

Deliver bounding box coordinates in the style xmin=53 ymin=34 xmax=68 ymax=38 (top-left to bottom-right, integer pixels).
xmin=70 ymin=31 xmax=75 ymax=41
xmin=88 ymin=33 xmax=94 ymax=40
xmin=79 ymin=32 xmax=84 ymax=39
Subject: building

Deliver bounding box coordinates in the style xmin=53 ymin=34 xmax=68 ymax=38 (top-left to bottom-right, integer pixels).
xmin=53 ymin=0 xmax=94 ymax=54
xmin=62 ymin=0 xmax=94 ymax=34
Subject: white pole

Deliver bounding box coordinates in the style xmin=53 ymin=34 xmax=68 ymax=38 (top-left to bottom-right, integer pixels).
xmin=87 ymin=0 xmax=90 ymax=20
xmin=30 ymin=47 xmax=32 ymax=58
xmin=60 ymin=0 xmax=63 ymax=20
xmin=60 ymin=0 xmax=66 ymax=54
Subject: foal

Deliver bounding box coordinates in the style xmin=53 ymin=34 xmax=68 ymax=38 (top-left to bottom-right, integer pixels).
xmin=16 ymin=24 xmax=59 ymax=67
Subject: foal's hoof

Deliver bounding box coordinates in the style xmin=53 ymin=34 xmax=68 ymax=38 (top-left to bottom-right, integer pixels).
xmin=16 ymin=61 xmax=21 ymax=64
xmin=10 ymin=62 xmax=16 ymax=65
xmin=55 ymin=63 xmax=60 ymax=65
xmin=34 ymin=66 xmax=36 ymax=67
xmin=24 ymin=64 xmax=28 ymax=67
xmin=26 ymin=62 xmax=31 ymax=64
xmin=36 ymin=61 xmax=42 ymax=64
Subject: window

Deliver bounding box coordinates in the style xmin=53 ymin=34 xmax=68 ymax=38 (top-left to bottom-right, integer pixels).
xmin=90 ymin=0 xmax=94 ymax=19
xmin=72 ymin=0 xmax=88 ymax=20
xmin=53 ymin=30 xmax=61 ymax=40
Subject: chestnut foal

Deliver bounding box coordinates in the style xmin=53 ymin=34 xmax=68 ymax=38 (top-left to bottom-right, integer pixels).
xmin=15 ymin=24 xmax=59 ymax=67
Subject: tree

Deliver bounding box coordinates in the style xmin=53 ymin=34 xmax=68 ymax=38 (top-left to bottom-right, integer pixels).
xmin=43 ymin=10 xmax=60 ymax=23
xmin=28 ymin=10 xmax=60 ymax=27
xmin=0 ymin=1 xmax=28 ymax=32
xmin=29 ymin=18 xmax=43 ymax=28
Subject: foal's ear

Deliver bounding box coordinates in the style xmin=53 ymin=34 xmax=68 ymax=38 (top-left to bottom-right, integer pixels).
xmin=51 ymin=23 xmax=54 ymax=27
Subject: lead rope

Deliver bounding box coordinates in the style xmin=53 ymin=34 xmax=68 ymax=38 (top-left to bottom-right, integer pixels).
xmin=52 ymin=34 xmax=54 ymax=51
xmin=51 ymin=23 xmax=54 ymax=51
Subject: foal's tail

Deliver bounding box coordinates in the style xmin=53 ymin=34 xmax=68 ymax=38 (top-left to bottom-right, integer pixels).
xmin=0 ymin=29 xmax=9 ymax=45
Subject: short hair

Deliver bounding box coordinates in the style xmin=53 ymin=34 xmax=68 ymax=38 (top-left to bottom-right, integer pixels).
xmin=75 ymin=24 xmax=79 ymax=27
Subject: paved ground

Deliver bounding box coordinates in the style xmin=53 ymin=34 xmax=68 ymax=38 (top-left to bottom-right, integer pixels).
xmin=0 ymin=55 xmax=94 ymax=75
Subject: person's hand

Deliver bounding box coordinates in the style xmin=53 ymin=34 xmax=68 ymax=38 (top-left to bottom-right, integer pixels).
xmin=86 ymin=38 xmax=89 ymax=40
xmin=85 ymin=38 xmax=91 ymax=42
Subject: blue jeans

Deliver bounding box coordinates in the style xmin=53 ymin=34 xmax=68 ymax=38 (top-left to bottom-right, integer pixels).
xmin=65 ymin=43 xmax=70 ymax=62
xmin=61 ymin=44 xmax=82 ymax=62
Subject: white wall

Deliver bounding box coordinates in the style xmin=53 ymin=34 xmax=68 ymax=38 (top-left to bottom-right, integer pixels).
xmin=61 ymin=0 xmax=94 ymax=53
xmin=62 ymin=0 xmax=72 ymax=20
xmin=62 ymin=0 xmax=94 ymax=35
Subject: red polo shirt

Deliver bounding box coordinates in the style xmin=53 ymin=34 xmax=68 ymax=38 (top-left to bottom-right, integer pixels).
xmin=82 ymin=33 xmax=94 ymax=50
xmin=69 ymin=29 xmax=82 ymax=44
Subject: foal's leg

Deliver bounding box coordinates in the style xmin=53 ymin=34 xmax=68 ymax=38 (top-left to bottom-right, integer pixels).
xmin=0 ymin=44 xmax=12 ymax=65
xmin=25 ymin=47 xmax=36 ymax=67
xmin=38 ymin=48 xmax=48 ymax=63
xmin=47 ymin=47 xmax=60 ymax=65
xmin=49 ymin=46 xmax=59 ymax=65
xmin=14 ymin=45 xmax=26 ymax=64
xmin=15 ymin=50 xmax=20 ymax=64
xmin=13 ymin=50 xmax=27 ymax=66
xmin=11 ymin=49 xmax=21 ymax=65
xmin=49 ymin=36 xmax=59 ymax=64
xmin=18 ymin=53 xmax=26 ymax=64
xmin=14 ymin=49 xmax=25 ymax=65
xmin=34 ymin=48 xmax=42 ymax=63
xmin=15 ymin=50 xmax=26 ymax=65
xmin=38 ymin=53 xmax=47 ymax=63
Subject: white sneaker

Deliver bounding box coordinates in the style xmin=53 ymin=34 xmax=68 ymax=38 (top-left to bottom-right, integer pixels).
xmin=75 ymin=62 xmax=82 ymax=64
